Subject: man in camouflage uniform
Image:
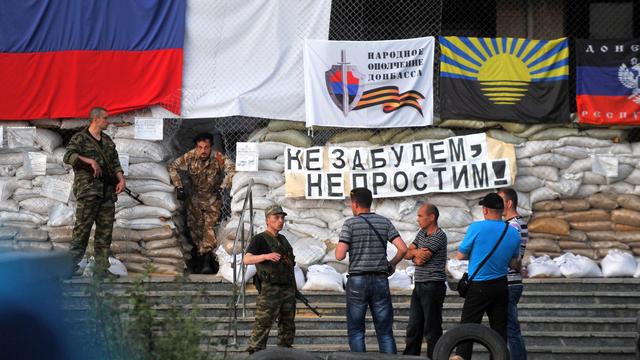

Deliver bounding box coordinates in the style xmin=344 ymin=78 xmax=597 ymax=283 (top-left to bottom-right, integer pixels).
xmin=168 ymin=133 xmax=235 ymax=274
xmin=63 ymin=107 xmax=126 ymax=275
xmin=243 ymin=205 xmax=296 ymax=354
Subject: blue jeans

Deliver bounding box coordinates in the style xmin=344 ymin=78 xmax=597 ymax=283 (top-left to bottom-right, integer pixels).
xmin=346 ymin=274 xmax=397 ymax=353
xmin=507 ymin=284 xmax=527 ymax=360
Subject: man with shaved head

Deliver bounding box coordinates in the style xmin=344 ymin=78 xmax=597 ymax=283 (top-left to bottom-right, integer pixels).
xmin=403 ymin=203 xmax=448 ymax=359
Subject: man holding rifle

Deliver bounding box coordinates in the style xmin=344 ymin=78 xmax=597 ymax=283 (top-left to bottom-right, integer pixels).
xmin=63 ymin=106 xmax=126 ymax=277
xmin=244 ymin=205 xmax=297 ymax=354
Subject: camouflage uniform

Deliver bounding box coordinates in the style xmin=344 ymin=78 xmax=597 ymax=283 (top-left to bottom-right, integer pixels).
xmin=168 ymin=149 xmax=235 ymax=255
xmin=63 ymin=128 xmax=122 ymax=271
xmin=246 ymin=231 xmax=297 ymax=352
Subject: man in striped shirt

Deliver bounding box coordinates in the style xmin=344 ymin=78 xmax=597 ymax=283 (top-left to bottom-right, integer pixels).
xmin=498 ymin=188 xmax=529 ymax=360
xmin=403 ymin=203 xmax=447 ymax=359
xmin=336 ymin=188 xmax=407 ymax=354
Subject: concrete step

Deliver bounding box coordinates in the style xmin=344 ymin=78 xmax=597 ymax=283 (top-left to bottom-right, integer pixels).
xmin=62 ymin=301 xmax=640 ymax=319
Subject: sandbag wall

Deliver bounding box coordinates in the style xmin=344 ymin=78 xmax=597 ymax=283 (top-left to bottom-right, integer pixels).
xmin=221 ymin=121 xmax=640 ymax=282
xmin=0 ymin=121 xmax=187 ymax=276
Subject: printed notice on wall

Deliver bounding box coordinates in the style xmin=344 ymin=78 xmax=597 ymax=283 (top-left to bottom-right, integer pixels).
xmin=235 ymin=142 xmax=259 ymax=171
xmin=23 ymin=152 xmax=47 ymax=177
xmin=8 ymin=127 xmax=35 ymax=148
xmin=119 ymin=154 xmax=130 ymax=176
xmin=41 ymin=177 xmax=73 ymax=203
xmin=134 ymin=117 xmax=164 ymax=140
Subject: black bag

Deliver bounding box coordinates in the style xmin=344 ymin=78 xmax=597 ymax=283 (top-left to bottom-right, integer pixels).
xmin=456 ymin=222 xmax=509 ymax=298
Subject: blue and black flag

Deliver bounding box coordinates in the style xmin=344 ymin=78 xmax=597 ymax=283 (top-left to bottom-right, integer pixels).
xmin=439 ymin=36 xmax=570 ymax=123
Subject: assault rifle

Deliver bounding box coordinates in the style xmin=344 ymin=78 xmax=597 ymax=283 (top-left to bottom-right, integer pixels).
xmin=123 ymin=187 xmax=144 ymax=205
xmin=253 ymin=275 xmax=321 ymax=317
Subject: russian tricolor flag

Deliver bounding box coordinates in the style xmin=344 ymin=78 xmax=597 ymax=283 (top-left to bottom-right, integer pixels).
xmin=576 ymin=39 xmax=640 ymax=125
xmin=0 ymin=0 xmax=185 ymax=120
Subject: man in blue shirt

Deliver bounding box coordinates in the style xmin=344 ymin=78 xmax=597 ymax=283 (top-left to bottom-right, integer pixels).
xmin=455 ymin=192 xmax=521 ymax=360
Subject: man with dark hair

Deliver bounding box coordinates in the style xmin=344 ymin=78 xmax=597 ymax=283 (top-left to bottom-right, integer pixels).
xmin=403 ymin=203 xmax=447 ymax=359
xmin=168 ymin=132 xmax=235 ymax=274
xmin=455 ymin=192 xmax=521 ymax=359
xmin=243 ymin=205 xmax=296 ymax=354
xmin=336 ymin=187 xmax=407 ymax=354
xmin=498 ymin=188 xmax=529 ymax=360
xmin=64 ymin=107 xmax=126 ymax=276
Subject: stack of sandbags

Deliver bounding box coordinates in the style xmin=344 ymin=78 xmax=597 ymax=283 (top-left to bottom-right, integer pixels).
xmin=0 ymin=124 xmax=70 ymax=252
xmin=108 ymin=124 xmax=184 ymax=275
xmin=527 ymin=193 xmax=640 ymax=260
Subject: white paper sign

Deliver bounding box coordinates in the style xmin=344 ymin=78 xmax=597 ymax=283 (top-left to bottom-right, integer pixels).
xmin=8 ymin=127 xmax=36 ymax=148
xmin=23 ymin=152 xmax=47 ymax=176
xmin=119 ymin=154 xmax=130 ymax=176
xmin=134 ymin=117 xmax=163 ymax=140
xmin=0 ymin=127 xmax=4 ymax=148
xmin=235 ymin=142 xmax=259 ymax=171
xmin=41 ymin=177 xmax=72 ymax=203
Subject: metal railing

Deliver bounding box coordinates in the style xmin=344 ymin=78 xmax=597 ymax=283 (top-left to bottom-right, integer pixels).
xmin=229 ymin=178 xmax=256 ymax=344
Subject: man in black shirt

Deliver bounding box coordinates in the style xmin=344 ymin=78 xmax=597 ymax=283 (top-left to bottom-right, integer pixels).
xmin=244 ymin=205 xmax=296 ymax=354
xmin=403 ymin=203 xmax=448 ymax=359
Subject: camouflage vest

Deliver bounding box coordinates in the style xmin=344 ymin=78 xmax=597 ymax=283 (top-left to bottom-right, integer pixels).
xmin=254 ymin=232 xmax=295 ymax=286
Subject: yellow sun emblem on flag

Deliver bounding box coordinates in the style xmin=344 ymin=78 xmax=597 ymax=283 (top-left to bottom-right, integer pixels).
xmin=440 ymin=37 xmax=569 ymax=105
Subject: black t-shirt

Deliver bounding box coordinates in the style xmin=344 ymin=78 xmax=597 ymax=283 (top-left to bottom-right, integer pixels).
xmin=246 ymin=232 xmax=285 ymax=255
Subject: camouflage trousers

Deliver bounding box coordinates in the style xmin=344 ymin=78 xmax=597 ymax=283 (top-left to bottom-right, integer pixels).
xmin=70 ymin=195 xmax=115 ymax=272
xmin=186 ymin=197 xmax=221 ymax=255
xmin=247 ymin=283 xmax=296 ymax=352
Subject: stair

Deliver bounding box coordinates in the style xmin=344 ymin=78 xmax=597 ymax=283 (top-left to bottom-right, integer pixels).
xmin=61 ymin=276 xmax=640 ymax=359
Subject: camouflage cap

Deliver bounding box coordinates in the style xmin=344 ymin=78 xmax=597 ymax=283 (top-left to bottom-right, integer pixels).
xmin=264 ymin=204 xmax=287 ymax=217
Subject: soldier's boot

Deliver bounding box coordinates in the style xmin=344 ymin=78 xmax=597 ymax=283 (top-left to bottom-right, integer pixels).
xmin=200 ymin=252 xmax=219 ymax=274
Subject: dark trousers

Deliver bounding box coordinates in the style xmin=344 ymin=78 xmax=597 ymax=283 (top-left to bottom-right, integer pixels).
xmin=403 ymin=281 xmax=446 ymax=359
xmin=456 ymin=276 xmax=509 ymax=360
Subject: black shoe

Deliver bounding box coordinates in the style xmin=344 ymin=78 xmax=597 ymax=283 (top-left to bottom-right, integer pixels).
xmin=200 ymin=252 xmax=214 ymax=274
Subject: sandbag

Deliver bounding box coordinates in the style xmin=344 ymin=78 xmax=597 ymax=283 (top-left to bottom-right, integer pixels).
xmin=600 ymin=250 xmax=636 ymax=277
xmin=151 ymin=257 xmax=186 ymax=267
xmin=138 ymin=226 xmax=174 ymax=241
xmin=267 ymin=120 xmax=308 ymax=132
xmin=264 ymin=130 xmax=313 ymax=147
xmin=294 ymin=264 xmax=306 ymax=290
xmin=544 ymin=178 xmax=581 ymax=197
xmin=551 ymin=146 xmax=589 ymax=160
xmin=302 ymin=264 xmax=344 ymax=292
xmin=291 ymin=239 xmax=327 ymax=268
xmin=614 ymin=223 xmax=640 ymax=232
xmin=369 ymin=128 xmax=404 ymax=145
xmin=399 ymin=128 xmax=455 ymax=142
xmin=112 ymin=228 xmax=143 ymax=242
xmin=388 ymin=270 xmax=412 ymax=290
xmin=574 ymin=185 xmax=600 ymax=198
xmin=585 ymin=128 xmax=627 ymax=141
xmin=530 ymin=187 xmax=559 ymax=204
xmin=611 ymin=209 xmax=640 ymax=227
xmin=528 ymin=218 xmax=569 ymax=236
xmin=515 ymin=140 xmax=558 ymax=158
xmin=115 ymin=205 xmax=172 ymax=220
xmin=150 ymin=263 xmax=183 ymax=275
xmin=526 ymin=239 xmax=561 ymax=253
xmin=438 ymin=119 xmax=499 ymax=129
xmin=531 ymin=210 xmax=566 ymax=220
xmin=115 ymin=218 xmax=175 ymax=230
xmin=616 ymin=232 xmax=640 ymax=243
xmin=624 ymin=169 xmax=640 ymax=185
xmin=437 ymin=206 xmax=473 ymax=228
xmin=586 ymin=231 xmax=617 ymax=242
xmin=564 ymin=158 xmax=593 ymax=174
xmin=617 ymin=194 xmax=640 ymax=211
xmin=144 ymin=238 xmax=179 ymax=250
xmin=558 ymin=241 xmax=590 ymax=249
xmin=599 ymin=182 xmax=635 ymax=195
xmin=553 ymin=253 xmax=603 ymax=278
xmin=446 ymin=259 xmax=468 ymax=279
xmin=560 ymin=199 xmax=590 ymax=212
xmin=258 ymin=158 xmax=284 ymax=172
xmin=590 ymin=241 xmax=629 ymax=250
xmin=231 ymin=171 xmax=284 ymax=194
xmin=513 ymin=176 xmax=544 ymax=193
xmin=128 ymin=163 xmax=171 ymax=184
xmin=138 ymin=191 xmax=178 ymax=212
xmin=529 ymin=128 xmax=580 ymax=141
xmin=570 ymin=221 xmax=612 ymax=231
xmin=114 ymin=253 xmax=150 ymax=264
xmin=111 ymin=241 xmax=142 ymax=253
xmin=527 ymin=255 xmax=562 ymax=278
xmin=144 ymin=247 xmax=183 ymax=259
xmin=126 ymin=179 xmax=174 ymax=193
xmin=518 ymin=166 xmax=558 ymax=182
xmin=560 ymin=136 xmax=612 ymax=148
xmin=530 ymin=153 xmax=573 ymax=169
xmin=563 ymin=209 xmax=610 ymax=222
xmin=220 ymin=262 xmax=256 ymax=284
xmin=48 ymin=226 xmax=73 ymax=242
xmin=565 ymin=248 xmax=597 ymax=259
xmin=257 ymin=142 xmax=287 ymax=159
